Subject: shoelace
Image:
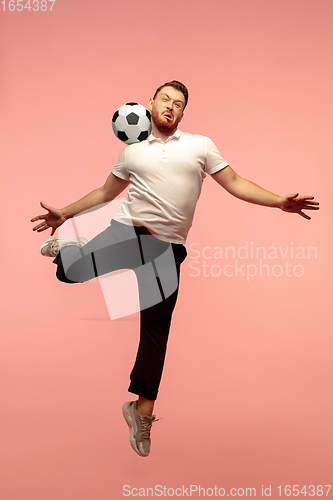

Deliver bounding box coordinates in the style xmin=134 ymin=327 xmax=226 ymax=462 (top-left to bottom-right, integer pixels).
xmin=138 ymin=415 xmax=162 ymax=440
xmin=50 ymin=241 xmax=60 ymax=256
xmin=124 ymin=409 xmax=162 ymax=440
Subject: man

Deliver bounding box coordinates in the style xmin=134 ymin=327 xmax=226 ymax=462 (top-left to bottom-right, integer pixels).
xmin=31 ymin=80 xmax=319 ymax=457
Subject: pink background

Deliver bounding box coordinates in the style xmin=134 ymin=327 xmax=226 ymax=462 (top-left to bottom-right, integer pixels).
xmin=1 ymin=0 xmax=332 ymax=498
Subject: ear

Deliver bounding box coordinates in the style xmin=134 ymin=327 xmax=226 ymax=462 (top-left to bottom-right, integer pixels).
xmin=148 ymin=98 xmax=153 ymax=112
xmin=179 ymin=111 xmax=184 ymax=123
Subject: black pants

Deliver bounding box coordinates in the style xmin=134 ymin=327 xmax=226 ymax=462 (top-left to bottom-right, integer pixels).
xmin=53 ymin=219 xmax=187 ymax=400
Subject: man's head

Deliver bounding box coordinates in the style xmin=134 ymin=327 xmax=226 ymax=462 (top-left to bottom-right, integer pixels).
xmin=148 ymin=80 xmax=188 ymax=136
xmin=153 ymin=81 xmax=189 ymax=109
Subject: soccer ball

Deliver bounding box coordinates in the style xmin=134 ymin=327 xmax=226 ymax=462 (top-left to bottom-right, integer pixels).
xmin=112 ymin=102 xmax=152 ymax=145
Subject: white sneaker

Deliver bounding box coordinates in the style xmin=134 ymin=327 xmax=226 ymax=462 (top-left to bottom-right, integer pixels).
xmin=39 ymin=237 xmax=88 ymax=257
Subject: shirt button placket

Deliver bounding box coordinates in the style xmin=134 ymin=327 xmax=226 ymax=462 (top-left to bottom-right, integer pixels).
xmin=162 ymin=143 xmax=168 ymax=160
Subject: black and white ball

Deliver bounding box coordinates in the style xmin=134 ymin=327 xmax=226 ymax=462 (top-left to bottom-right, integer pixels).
xmin=112 ymin=102 xmax=152 ymax=144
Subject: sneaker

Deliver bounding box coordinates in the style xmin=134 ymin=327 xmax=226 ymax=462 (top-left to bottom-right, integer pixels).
xmin=122 ymin=401 xmax=160 ymax=457
xmin=39 ymin=237 xmax=88 ymax=257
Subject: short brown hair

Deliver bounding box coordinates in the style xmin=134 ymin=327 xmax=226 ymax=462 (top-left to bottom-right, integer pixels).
xmin=153 ymin=80 xmax=189 ymax=109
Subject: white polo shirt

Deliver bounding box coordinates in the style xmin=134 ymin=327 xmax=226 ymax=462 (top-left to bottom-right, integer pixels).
xmin=111 ymin=129 xmax=229 ymax=244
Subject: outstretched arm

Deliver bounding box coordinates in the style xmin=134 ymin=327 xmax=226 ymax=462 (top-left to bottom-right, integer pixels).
xmin=31 ymin=173 xmax=130 ymax=235
xmin=211 ymin=166 xmax=319 ymax=220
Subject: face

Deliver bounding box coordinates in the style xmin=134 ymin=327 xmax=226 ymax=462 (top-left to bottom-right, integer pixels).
xmin=148 ymin=86 xmax=185 ymax=135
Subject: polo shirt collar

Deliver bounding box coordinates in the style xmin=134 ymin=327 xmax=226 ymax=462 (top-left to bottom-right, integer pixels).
xmin=148 ymin=129 xmax=181 ymax=143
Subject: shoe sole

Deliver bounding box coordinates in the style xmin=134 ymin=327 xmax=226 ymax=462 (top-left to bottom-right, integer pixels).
xmin=122 ymin=403 xmax=148 ymax=458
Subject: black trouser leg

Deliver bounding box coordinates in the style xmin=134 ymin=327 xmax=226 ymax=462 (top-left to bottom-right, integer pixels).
xmin=128 ymin=243 xmax=186 ymax=400
xmin=128 ymin=278 xmax=180 ymax=400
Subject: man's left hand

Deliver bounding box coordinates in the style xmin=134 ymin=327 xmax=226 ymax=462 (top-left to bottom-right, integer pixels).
xmin=280 ymin=194 xmax=320 ymax=220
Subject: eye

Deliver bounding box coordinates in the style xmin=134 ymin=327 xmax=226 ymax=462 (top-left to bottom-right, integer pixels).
xmin=175 ymin=103 xmax=181 ymax=108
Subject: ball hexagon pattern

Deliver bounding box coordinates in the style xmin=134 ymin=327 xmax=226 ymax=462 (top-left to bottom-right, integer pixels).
xmin=112 ymin=103 xmax=152 ymax=145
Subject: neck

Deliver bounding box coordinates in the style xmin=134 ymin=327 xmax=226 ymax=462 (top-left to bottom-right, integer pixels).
xmin=151 ymin=123 xmax=177 ymax=142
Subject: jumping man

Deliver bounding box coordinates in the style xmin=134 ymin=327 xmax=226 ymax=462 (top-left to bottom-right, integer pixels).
xmin=31 ymin=80 xmax=319 ymax=457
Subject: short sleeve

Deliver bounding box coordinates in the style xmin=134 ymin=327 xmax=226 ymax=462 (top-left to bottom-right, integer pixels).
xmin=111 ymin=148 xmax=130 ymax=181
xmin=205 ymin=138 xmax=229 ymax=175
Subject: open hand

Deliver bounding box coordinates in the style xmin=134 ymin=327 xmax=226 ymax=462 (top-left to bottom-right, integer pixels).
xmin=280 ymin=194 xmax=320 ymax=220
xmin=31 ymin=202 xmax=66 ymax=236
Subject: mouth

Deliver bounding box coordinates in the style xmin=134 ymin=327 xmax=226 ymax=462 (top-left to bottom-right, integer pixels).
xmin=163 ymin=112 xmax=173 ymax=122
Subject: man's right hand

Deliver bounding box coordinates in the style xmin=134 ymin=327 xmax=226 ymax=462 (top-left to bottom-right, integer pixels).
xmin=31 ymin=202 xmax=67 ymax=236
xmin=31 ymin=175 xmax=130 ymax=236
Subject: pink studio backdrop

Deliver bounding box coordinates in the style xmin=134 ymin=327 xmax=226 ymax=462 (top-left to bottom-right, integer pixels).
xmin=1 ymin=0 xmax=332 ymax=499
